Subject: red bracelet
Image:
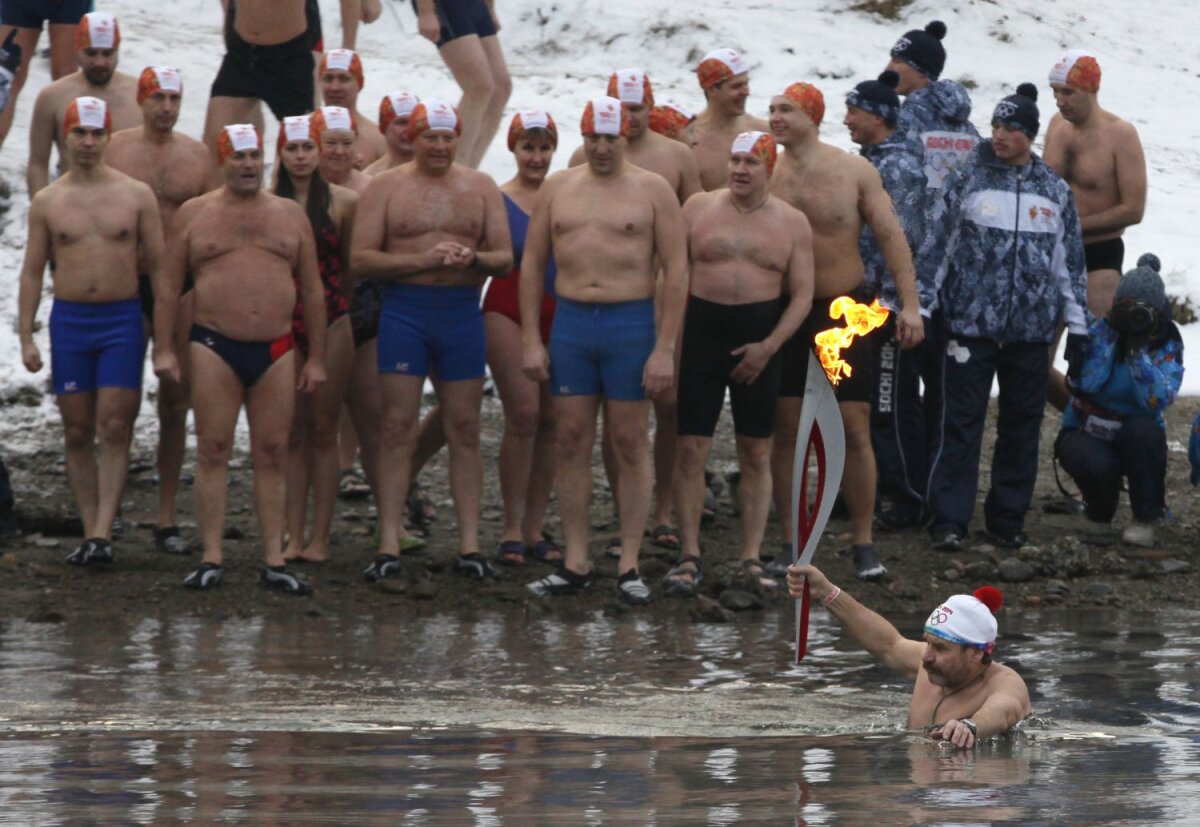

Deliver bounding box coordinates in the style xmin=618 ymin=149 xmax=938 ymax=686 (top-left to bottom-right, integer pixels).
xmin=822 ymin=586 xmax=841 ymax=607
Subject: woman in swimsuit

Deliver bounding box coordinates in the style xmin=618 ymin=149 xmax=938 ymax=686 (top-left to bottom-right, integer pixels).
xmin=274 ymin=113 xmax=358 ymax=562
xmin=481 ymin=111 xmax=562 ymax=566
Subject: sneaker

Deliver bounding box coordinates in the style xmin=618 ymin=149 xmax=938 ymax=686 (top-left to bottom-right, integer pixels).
xmin=987 ymin=529 xmax=1028 ymax=549
xmin=526 ymin=566 xmax=592 ymax=597
xmin=616 ymin=568 xmax=651 ymax=605
xmin=183 ymin=562 xmax=223 ymax=590
xmin=852 ymin=544 xmax=888 ymax=581
xmin=155 ymin=526 xmax=190 ymax=555
xmin=1121 ymin=522 xmax=1156 ymax=548
xmin=362 ymin=553 xmax=402 ymax=582
xmin=455 ymin=552 xmax=500 ymax=580
xmin=65 ymin=538 xmax=112 ymax=566
xmin=930 ymin=525 xmax=962 ymax=552
xmin=260 ymin=565 xmax=312 ymax=595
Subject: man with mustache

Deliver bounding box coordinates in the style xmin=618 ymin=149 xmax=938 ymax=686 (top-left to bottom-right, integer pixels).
xmin=789 ymin=563 xmax=1030 ymax=748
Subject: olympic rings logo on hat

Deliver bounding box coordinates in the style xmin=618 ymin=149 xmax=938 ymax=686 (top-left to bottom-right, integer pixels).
xmin=994 ymin=100 xmax=1019 ymax=119
xmin=893 ymin=36 xmax=912 ymax=53
xmin=928 ymin=606 xmax=954 ymax=625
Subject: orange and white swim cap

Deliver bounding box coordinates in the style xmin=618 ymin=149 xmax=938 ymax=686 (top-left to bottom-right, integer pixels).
xmin=312 ymin=105 xmax=358 ymax=135
xmin=277 ymin=115 xmax=318 ymax=151
xmin=405 ymin=98 xmax=461 ymax=142
xmin=507 ymin=110 xmax=557 ymax=151
xmin=77 ymin=11 xmax=119 ymax=50
xmin=648 ymin=103 xmax=694 ymax=139
xmin=1049 ymin=50 xmax=1101 ymax=94
xmin=62 ymin=96 xmax=111 ymax=137
xmin=780 ymin=81 xmax=825 ymax=126
xmin=731 ymin=131 xmax=776 ymax=174
xmin=137 ymin=66 xmax=182 ymax=105
xmin=216 ymin=123 xmax=262 ymax=164
xmin=379 ymin=91 xmax=419 ymax=133
xmin=607 ymin=68 xmax=654 ymax=107
xmin=320 ymin=48 xmax=365 ymax=87
xmin=580 ymin=96 xmax=628 ymax=137
xmin=697 ymin=48 xmax=750 ymax=90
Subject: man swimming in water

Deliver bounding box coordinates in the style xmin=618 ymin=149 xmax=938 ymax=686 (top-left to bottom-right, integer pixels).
xmin=788 ymin=563 xmax=1031 ymax=747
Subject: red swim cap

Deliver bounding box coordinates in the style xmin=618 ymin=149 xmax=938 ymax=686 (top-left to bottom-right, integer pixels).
xmin=312 ymin=105 xmax=358 ymax=136
xmin=62 ymin=96 xmax=111 ymax=138
xmin=277 ymin=114 xmax=319 ymax=152
xmin=649 ymin=103 xmax=694 ymax=139
xmin=137 ymin=66 xmax=182 ymax=105
xmin=320 ymin=49 xmax=365 ymax=88
xmin=580 ymin=96 xmax=629 ymax=137
xmin=781 ymin=81 xmax=825 ymax=126
xmin=507 ymin=110 xmax=558 ymax=151
xmin=607 ymin=68 xmax=654 ymax=108
xmin=731 ymin=130 xmax=777 ymax=174
xmin=216 ymin=123 xmax=262 ymax=165
xmin=379 ymin=91 xmax=419 ymax=134
xmin=77 ymin=11 xmax=119 ymax=50
xmin=405 ymin=99 xmax=462 ymax=143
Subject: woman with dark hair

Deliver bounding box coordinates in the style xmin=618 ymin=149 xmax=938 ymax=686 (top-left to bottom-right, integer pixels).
xmin=483 ymin=110 xmax=561 ymax=566
xmin=275 ymin=113 xmax=358 ymax=562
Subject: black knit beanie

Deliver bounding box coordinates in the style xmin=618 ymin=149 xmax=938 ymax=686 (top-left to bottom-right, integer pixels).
xmin=890 ymin=20 xmax=947 ymax=80
xmin=846 ymin=71 xmax=901 ymax=126
xmin=992 ymin=83 xmax=1040 ymax=138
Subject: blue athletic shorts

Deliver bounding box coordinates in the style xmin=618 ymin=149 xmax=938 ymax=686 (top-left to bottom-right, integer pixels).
xmin=377 ymin=283 xmax=485 ymax=382
xmin=49 ymin=297 xmax=146 ymax=395
xmin=549 ymin=297 xmax=655 ymax=401
xmin=410 ymin=0 xmax=497 ymax=48
xmin=1 ymin=0 xmax=91 ymax=28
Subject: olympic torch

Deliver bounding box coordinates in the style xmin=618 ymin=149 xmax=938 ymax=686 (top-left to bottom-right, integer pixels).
xmin=793 ymin=297 xmax=889 ymax=663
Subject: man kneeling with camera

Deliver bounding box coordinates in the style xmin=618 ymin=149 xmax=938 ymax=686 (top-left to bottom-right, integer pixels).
xmin=1056 ymin=254 xmax=1185 ymax=547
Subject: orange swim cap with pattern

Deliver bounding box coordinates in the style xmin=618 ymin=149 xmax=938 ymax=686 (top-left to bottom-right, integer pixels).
xmin=77 ymin=11 xmax=120 ymax=50
xmin=648 ymin=103 xmax=695 ymax=139
xmin=320 ymin=49 xmax=365 ymax=88
xmin=405 ymin=99 xmax=462 ymax=142
xmin=137 ymin=66 xmax=182 ymax=105
xmin=62 ymin=96 xmax=111 ymax=138
xmin=696 ymin=48 xmax=750 ymax=90
xmin=507 ymin=110 xmax=558 ymax=151
xmin=1048 ymin=50 xmax=1101 ymax=94
xmin=780 ymin=81 xmax=825 ymax=126
xmin=731 ymin=130 xmax=777 ymax=174
xmin=379 ymin=91 xmax=420 ymax=133
xmin=216 ymin=124 xmax=263 ymax=165
xmin=277 ymin=115 xmax=319 ymax=152
xmin=580 ymin=96 xmax=629 ymax=137
xmin=312 ymin=105 xmax=358 ymax=136
xmin=607 ymin=68 xmax=654 ymax=107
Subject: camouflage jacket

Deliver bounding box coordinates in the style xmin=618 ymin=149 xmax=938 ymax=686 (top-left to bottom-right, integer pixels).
xmin=858 ymin=130 xmax=930 ymax=313
xmin=920 ymin=141 xmax=1089 ymax=343
xmin=899 ymin=79 xmax=981 ymax=191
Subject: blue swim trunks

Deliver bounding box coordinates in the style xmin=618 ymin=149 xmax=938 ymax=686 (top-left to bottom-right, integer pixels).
xmin=378 ymin=283 xmax=486 ymax=382
xmin=549 ymin=298 xmax=655 ymax=401
xmin=49 ymin=297 xmax=146 ymax=395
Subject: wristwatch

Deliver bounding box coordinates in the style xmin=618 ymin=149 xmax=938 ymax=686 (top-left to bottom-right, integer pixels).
xmin=960 ymin=718 xmax=978 ymax=739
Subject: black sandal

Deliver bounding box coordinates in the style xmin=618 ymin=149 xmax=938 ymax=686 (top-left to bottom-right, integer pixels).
xmin=663 ymin=555 xmax=702 ymax=596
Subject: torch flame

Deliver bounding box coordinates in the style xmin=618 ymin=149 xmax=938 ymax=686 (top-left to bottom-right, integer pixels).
xmin=813 ymin=297 xmax=890 ymax=385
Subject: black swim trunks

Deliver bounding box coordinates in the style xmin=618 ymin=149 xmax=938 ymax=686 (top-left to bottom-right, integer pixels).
xmin=190 ymin=323 xmax=294 ymax=388
xmin=210 ymin=0 xmax=314 ymax=120
xmin=350 ymin=278 xmax=382 ymax=347
xmin=1 ymin=0 xmax=91 ymax=28
xmin=1083 ymin=237 xmax=1125 ymax=273
xmin=412 ymin=0 xmax=497 ymax=48
xmin=677 ymin=296 xmax=783 ymax=439
xmin=779 ymin=292 xmax=876 ymax=403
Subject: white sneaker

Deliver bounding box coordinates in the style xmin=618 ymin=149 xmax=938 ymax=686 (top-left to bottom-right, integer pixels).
xmin=1121 ymin=522 xmax=1156 ymax=548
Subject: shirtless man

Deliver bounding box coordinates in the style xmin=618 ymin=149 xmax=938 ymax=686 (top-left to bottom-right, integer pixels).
xmin=351 ymin=99 xmax=512 ymax=581
xmin=27 ymin=12 xmax=140 ymax=197
xmin=789 ymin=564 xmax=1031 ymax=747
xmin=1043 ymin=50 xmax=1147 ymax=410
xmin=205 ymin=0 xmax=311 ymax=152
xmin=154 ymin=124 xmax=327 ymax=594
xmin=690 ymin=48 xmax=769 ymax=191
xmin=363 ymin=91 xmax=419 ymax=174
xmin=568 ymin=69 xmax=701 ymax=552
xmin=18 ymin=97 xmax=164 ymax=566
xmin=107 ymin=67 xmax=220 ymax=555
xmin=663 ymin=133 xmax=814 ymax=597
xmin=318 ymin=48 xmax=387 ymax=169
xmin=521 ymin=96 xmax=688 ymax=605
xmin=768 ymin=81 xmax=923 ymax=580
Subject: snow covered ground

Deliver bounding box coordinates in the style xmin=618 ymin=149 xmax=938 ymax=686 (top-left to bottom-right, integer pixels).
xmin=0 ymin=0 xmax=1197 ymax=448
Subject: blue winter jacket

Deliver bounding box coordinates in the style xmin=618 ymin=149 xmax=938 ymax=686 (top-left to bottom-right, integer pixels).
xmin=899 ymin=79 xmax=981 ymax=191
xmin=921 ymin=141 xmax=1089 ymax=343
xmin=1062 ymin=319 xmax=1184 ymax=431
xmin=859 ymin=130 xmax=930 ymax=313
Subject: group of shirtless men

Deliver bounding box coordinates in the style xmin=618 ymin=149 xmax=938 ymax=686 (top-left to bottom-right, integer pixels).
xmin=14 ymin=10 xmax=1145 ymax=604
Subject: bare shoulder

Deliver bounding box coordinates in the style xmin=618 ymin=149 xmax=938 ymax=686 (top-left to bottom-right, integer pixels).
xmin=681 ymin=188 xmax=719 ymax=220
xmin=330 ymin=183 xmax=359 ymax=211
xmin=767 ymin=194 xmax=811 ymax=229
xmin=989 ymin=662 xmax=1030 ymax=695
xmin=739 ymin=114 xmax=770 ymax=132
xmin=176 ymin=189 xmax=222 ymax=224
xmin=107 ymin=128 xmax=137 ymax=150
xmin=460 ymin=165 xmax=503 ymax=192
xmin=630 ymin=163 xmax=677 ymax=198
xmin=1106 ymin=113 xmax=1142 ymax=145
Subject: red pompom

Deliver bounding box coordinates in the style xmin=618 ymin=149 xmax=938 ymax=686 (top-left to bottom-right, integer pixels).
xmin=974 ymin=586 xmax=1003 ymax=613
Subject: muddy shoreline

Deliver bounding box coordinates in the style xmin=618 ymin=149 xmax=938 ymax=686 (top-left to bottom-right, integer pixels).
xmin=1 ymin=396 xmax=1197 ymax=624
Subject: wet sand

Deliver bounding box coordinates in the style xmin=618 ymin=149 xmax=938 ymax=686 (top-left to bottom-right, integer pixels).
xmin=1 ymin=396 xmax=1197 ymax=622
